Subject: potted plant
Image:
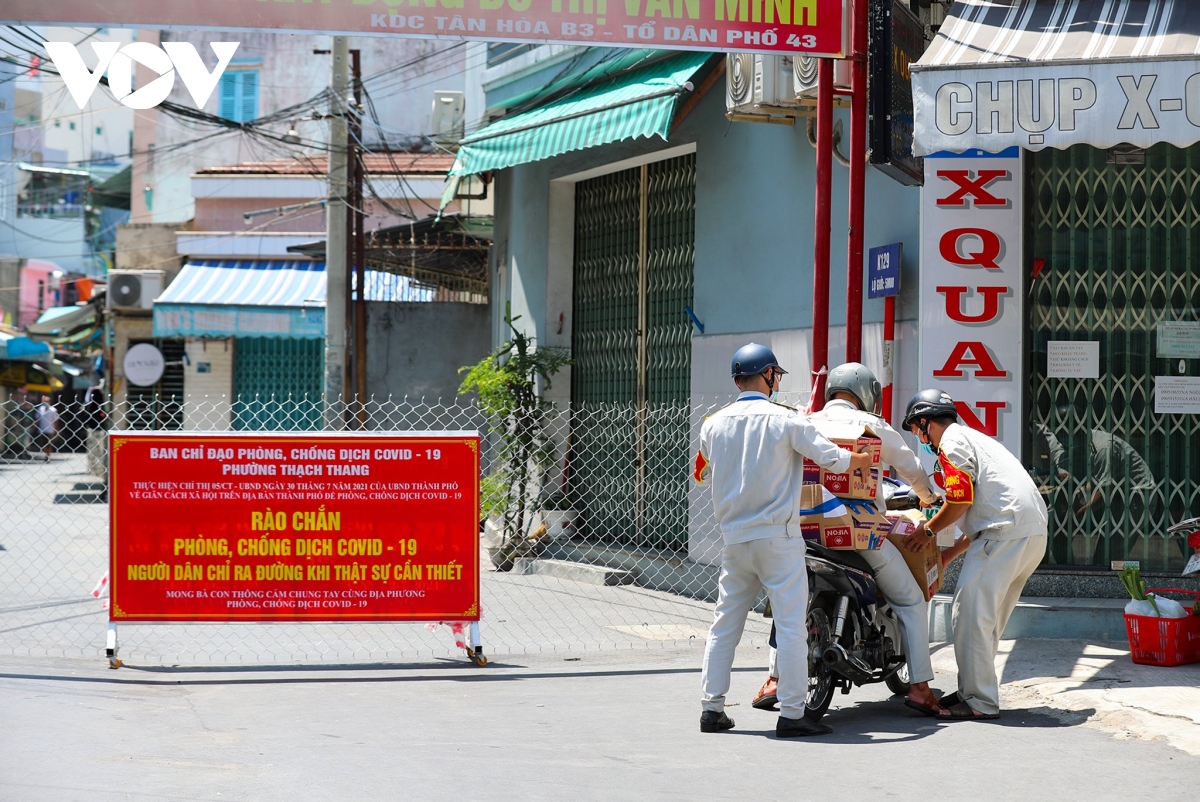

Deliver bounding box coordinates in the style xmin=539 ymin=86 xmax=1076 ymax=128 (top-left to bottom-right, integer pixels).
xmin=537 ymin=490 xmax=580 ymax=543
xmin=459 ymin=307 xmax=571 ymax=572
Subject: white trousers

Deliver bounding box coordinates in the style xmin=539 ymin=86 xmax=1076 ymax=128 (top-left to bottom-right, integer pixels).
xmin=862 ymin=540 xmax=934 ymax=684
xmin=766 ymin=540 xmax=933 ymax=684
xmin=702 ymin=536 xmax=809 ymax=719
xmin=952 ymin=534 xmax=1047 ymax=715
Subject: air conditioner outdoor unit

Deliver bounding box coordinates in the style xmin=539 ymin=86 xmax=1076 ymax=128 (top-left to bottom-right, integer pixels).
xmin=106 ymin=270 xmax=164 ymax=311
xmin=726 ymin=53 xmax=800 ymax=115
xmin=793 ymin=56 xmax=852 ymax=99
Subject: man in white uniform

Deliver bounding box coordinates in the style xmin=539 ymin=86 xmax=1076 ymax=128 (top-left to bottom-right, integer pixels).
xmin=752 ymin=363 xmax=944 ymax=716
xmin=903 ymin=389 xmax=1048 ymax=721
xmin=696 ymin=344 xmax=871 ymax=737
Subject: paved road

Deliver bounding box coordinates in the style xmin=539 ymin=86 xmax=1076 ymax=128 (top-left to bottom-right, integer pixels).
xmin=2 ymin=649 xmax=1196 ymax=802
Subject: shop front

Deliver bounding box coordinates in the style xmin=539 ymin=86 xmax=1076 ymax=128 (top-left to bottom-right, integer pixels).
xmin=912 ymin=0 xmax=1200 ymax=573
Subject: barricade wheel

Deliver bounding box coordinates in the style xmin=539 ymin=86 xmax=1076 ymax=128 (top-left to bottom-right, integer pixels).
xmin=473 ymin=654 xmax=489 ymax=667
xmin=108 ymin=657 xmax=122 ymax=669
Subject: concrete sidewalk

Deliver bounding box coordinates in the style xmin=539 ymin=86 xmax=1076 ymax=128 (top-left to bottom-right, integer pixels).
xmin=932 ymin=637 xmax=1200 ymax=758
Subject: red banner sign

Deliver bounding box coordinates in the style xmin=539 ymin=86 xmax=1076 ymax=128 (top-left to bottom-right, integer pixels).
xmin=109 ymin=432 xmax=480 ymax=622
xmin=4 ymin=0 xmax=847 ymax=57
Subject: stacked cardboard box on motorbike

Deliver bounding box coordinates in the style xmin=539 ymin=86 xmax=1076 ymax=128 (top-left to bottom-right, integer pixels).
xmin=798 ymin=421 xmax=885 ymax=550
xmin=885 ymin=511 xmax=943 ymax=601
xmin=799 ymin=486 xmax=890 ymax=549
xmin=802 ymin=421 xmax=883 ymax=500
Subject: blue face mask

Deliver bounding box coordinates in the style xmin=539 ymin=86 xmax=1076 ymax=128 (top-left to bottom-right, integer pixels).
xmin=920 ymin=441 xmax=937 ymax=457
xmin=769 ymin=391 xmax=780 ymax=402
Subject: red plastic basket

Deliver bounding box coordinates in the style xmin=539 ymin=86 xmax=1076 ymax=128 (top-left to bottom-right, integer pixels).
xmin=1124 ymin=588 xmax=1200 ymax=667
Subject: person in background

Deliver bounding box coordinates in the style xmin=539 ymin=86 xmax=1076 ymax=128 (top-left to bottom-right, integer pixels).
xmin=31 ymin=395 xmax=60 ymax=462
xmin=903 ymin=389 xmax=1048 ymax=721
xmin=752 ymin=363 xmax=944 ymax=717
xmin=695 ymin=344 xmax=872 ymax=738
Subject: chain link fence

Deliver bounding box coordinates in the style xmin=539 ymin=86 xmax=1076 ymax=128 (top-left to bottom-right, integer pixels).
xmin=0 ymin=393 xmax=781 ymax=667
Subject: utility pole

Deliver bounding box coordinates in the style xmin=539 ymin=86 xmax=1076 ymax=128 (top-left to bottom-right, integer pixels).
xmin=349 ymin=49 xmax=367 ymax=429
xmin=323 ymin=36 xmax=349 ymax=429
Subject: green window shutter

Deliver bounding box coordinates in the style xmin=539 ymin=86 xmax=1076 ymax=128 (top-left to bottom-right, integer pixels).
xmin=232 ymin=337 xmax=323 ymax=431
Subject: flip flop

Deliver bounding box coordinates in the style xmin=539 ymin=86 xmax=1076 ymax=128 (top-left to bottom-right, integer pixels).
xmin=937 ymin=700 xmax=1000 ymax=721
xmin=938 ymin=691 xmax=961 ymax=708
xmin=903 ymin=698 xmax=942 ymax=717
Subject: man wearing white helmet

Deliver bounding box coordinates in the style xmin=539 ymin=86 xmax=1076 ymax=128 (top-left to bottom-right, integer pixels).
xmin=695 ymin=344 xmax=873 ymax=738
xmin=751 ymin=362 xmax=945 ymax=717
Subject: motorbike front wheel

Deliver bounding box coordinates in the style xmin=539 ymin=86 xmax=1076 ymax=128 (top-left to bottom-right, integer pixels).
xmin=885 ymin=661 xmax=911 ymax=697
xmin=804 ymin=607 xmax=836 ymax=722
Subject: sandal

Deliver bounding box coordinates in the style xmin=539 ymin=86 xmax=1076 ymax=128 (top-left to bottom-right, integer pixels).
xmin=903 ymin=698 xmax=942 ymax=717
xmin=937 ymin=700 xmax=1000 ymax=721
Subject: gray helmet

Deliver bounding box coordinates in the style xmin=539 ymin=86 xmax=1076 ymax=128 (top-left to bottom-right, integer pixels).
xmin=825 ymin=362 xmax=882 ymax=414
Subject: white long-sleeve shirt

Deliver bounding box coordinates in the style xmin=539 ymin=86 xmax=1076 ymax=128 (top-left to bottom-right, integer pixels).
xmin=695 ymin=392 xmax=851 ymax=545
xmin=812 ymin=399 xmax=939 ymax=511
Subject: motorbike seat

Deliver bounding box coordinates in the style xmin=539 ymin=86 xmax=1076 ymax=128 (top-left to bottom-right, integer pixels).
xmin=807 ymin=541 xmax=873 ymax=575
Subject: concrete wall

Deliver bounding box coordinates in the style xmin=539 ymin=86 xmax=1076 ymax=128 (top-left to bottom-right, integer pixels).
xmin=1 ymin=217 xmax=88 ymax=274
xmin=365 ymin=301 xmax=491 ymax=402
xmin=116 ymin=223 xmax=186 ymax=288
xmin=183 ymin=338 xmax=233 ymax=430
xmin=493 ymin=86 xmax=922 ymax=348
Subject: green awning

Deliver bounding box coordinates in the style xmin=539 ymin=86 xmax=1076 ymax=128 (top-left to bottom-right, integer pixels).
xmin=448 ymin=52 xmax=711 ymax=178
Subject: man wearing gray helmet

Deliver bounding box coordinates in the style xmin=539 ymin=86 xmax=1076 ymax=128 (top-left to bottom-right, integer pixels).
xmin=751 ymin=363 xmax=945 ymax=717
xmin=695 ymin=344 xmax=872 ymax=738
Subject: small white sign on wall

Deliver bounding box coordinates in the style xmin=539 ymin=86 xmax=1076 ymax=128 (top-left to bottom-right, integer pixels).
xmin=1047 ymin=341 xmax=1100 ymax=379
xmin=1155 ymin=376 xmax=1200 ymax=415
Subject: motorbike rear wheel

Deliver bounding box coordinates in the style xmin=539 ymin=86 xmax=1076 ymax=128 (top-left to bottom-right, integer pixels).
xmin=804 ymin=608 xmax=836 ymax=722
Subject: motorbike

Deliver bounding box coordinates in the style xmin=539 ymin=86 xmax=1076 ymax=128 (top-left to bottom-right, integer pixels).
xmin=802 ymin=476 xmax=927 ymax=721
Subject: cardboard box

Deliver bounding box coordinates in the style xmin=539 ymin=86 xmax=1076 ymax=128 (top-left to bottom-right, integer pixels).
xmin=803 ymin=421 xmax=883 ymax=500
xmin=885 ymin=511 xmax=943 ymax=602
xmin=799 ymin=485 xmax=888 ymax=550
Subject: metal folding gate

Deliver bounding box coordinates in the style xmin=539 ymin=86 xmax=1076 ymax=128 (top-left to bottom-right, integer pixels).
xmin=232 ymin=337 xmax=323 ymax=430
xmin=1028 ymin=143 xmax=1200 ymax=573
xmin=570 ymin=153 xmax=695 ymax=550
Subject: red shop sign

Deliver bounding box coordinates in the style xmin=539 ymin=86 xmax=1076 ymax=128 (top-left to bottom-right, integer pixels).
xmin=5 ymin=0 xmax=848 ymax=57
xmin=109 ymin=432 xmax=480 ymax=623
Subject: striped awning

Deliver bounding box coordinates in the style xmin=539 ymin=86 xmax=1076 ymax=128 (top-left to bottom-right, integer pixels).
xmin=157 ymin=260 xmax=326 ymax=308
xmin=912 ymin=0 xmax=1200 ymax=154
xmin=153 ymin=260 xmax=438 ymax=339
xmin=448 ymin=52 xmax=709 ymax=178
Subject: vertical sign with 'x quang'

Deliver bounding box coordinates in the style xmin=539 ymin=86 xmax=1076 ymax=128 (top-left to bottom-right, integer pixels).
xmin=919 ymin=148 xmax=1023 ymax=459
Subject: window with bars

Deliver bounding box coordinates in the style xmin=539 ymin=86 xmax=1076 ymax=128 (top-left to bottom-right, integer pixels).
xmin=1027 ymin=143 xmax=1200 ymax=573
xmin=219 ymin=70 xmax=258 ymax=123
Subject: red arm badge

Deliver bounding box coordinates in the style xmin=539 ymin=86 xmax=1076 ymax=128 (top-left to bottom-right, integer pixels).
xmin=937 ymin=452 xmax=974 ymax=504
xmin=694 ymin=450 xmax=710 ymax=483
